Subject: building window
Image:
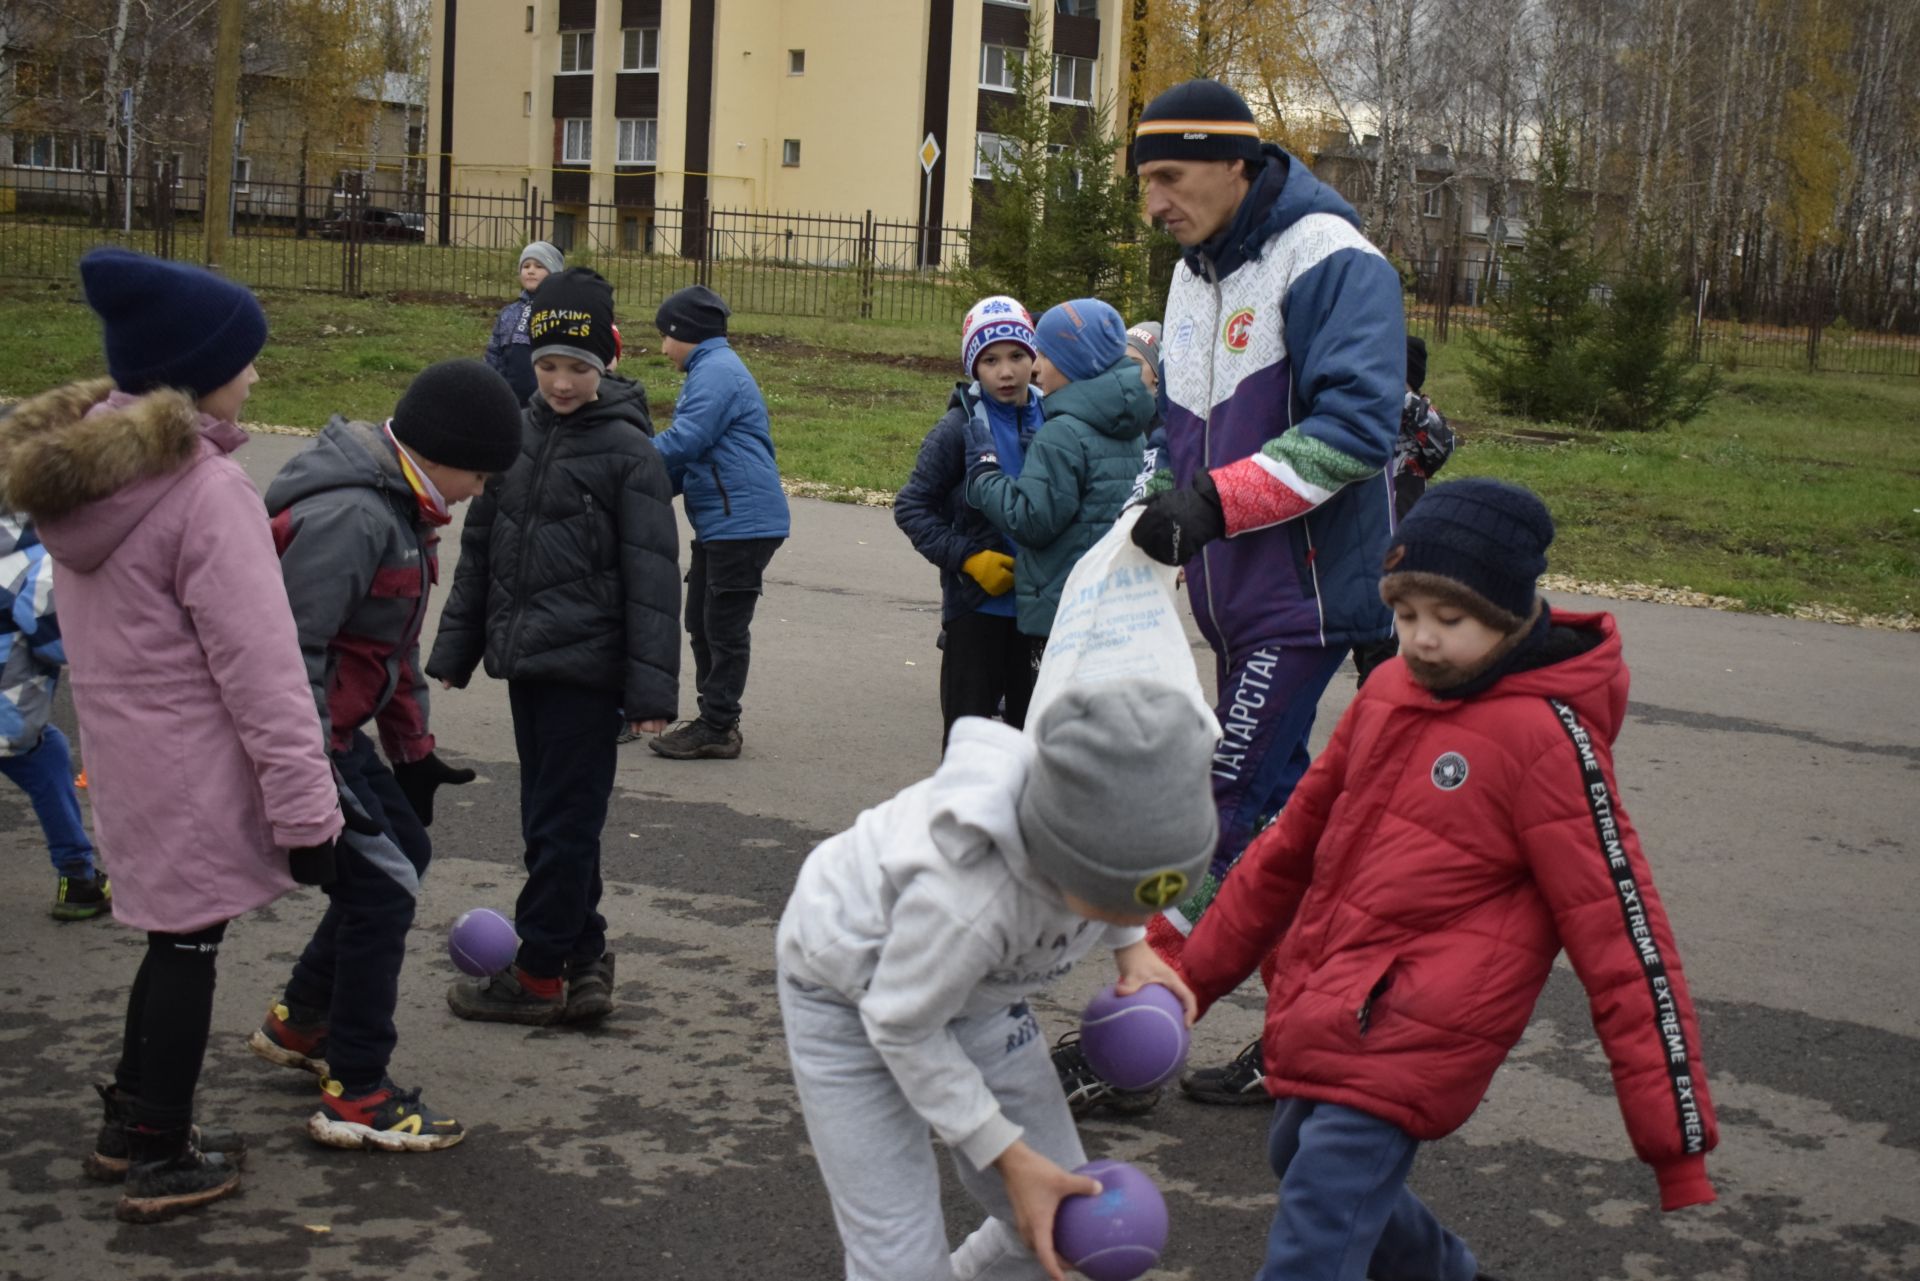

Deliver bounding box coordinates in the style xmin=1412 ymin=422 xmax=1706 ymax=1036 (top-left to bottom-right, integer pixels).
xmin=233 ymin=155 xmax=251 ymax=193
xmin=782 ymin=138 xmax=801 ymax=167
xmin=975 ymin=132 xmax=1015 ymax=178
xmin=12 ymin=133 xmax=108 ymax=172
xmin=552 ymin=210 xmax=576 ymax=251
xmin=1048 ymin=142 xmax=1083 ymax=189
xmin=788 ymin=49 xmax=805 ymax=75
xmin=1421 ymin=185 xmax=1443 ymax=218
xmin=622 ymin=27 xmax=659 ymax=71
xmin=523 ymin=91 xmax=533 ymax=116
xmin=617 ymin=118 xmax=657 ymax=164
xmin=1055 ymin=0 xmax=1096 ymax=14
xmin=559 ymin=31 xmax=594 ymax=74
xmin=1051 ymin=54 xmax=1093 ymax=104
xmin=525 ymin=5 xmax=534 ymax=30
xmin=980 ymin=44 xmax=1022 ymax=92
xmin=562 ymin=117 xmax=591 ymax=163
xmin=169 ymin=151 xmax=186 ymax=186
xmin=984 ymin=0 xmax=1030 ymax=7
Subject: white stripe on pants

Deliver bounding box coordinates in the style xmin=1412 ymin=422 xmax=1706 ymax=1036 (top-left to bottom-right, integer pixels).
xmin=779 ymin=970 xmax=1088 ymax=1281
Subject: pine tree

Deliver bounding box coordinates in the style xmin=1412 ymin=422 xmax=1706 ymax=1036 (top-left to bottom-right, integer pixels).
xmin=1588 ymin=239 xmax=1718 ymax=431
xmin=1466 ymin=132 xmax=1604 ymax=423
xmin=962 ymin=8 xmax=1146 ymax=314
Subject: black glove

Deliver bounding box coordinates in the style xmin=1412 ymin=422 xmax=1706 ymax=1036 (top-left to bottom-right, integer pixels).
xmin=390 ymin=752 xmax=476 ymax=827
xmin=1131 ymin=473 xmax=1226 ymax=565
xmin=289 ymin=840 xmax=338 ymax=887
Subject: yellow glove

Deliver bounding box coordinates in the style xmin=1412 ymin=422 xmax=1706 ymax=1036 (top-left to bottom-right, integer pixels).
xmin=962 ymin=550 xmax=1016 ymax=597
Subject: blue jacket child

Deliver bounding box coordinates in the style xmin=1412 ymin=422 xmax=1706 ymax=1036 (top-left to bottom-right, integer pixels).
xmin=647 ymin=286 xmax=789 ymax=759
xmin=482 ymin=242 xmax=564 ymax=404
xmin=0 ymin=502 xmax=107 ymax=918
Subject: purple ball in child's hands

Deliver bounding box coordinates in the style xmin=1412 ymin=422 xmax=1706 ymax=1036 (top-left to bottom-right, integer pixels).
xmin=1078 ymin=983 xmax=1191 ymax=1091
xmin=1053 ymin=1159 xmax=1168 ymax=1281
xmin=448 ymin=908 xmax=518 ymax=977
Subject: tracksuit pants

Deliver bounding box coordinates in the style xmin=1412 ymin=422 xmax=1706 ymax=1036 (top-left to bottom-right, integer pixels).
xmin=284 ymin=731 xmax=431 ymax=1093
xmin=507 ymin=679 xmax=620 ymax=979
xmin=0 ymin=725 xmax=96 ymax=877
xmin=687 ymin=537 xmax=783 ymax=731
xmin=938 ymin=611 xmax=1037 ymax=748
xmin=779 ymin=973 xmax=1085 ymax=1281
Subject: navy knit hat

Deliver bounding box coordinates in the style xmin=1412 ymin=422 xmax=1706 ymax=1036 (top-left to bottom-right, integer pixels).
xmin=528 ymin=267 xmax=617 ymax=372
xmin=1379 ymin=478 xmax=1555 ymax=631
xmin=655 ymin=284 xmax=730 ymax=344
xmin=80 ymin=247 xmax=268 ymax=398
xmin=1034 ymin=298 xmax=1127 ymax=383
xmin=1133 ymin=78 xmax=1264 ymax=168
xmin=392 ymin=359 xmax=524 ymax=474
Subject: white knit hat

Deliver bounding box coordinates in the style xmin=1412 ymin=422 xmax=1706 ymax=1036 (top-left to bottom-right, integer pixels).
xmin=961 ymin=295 xmax=1037 ymax=377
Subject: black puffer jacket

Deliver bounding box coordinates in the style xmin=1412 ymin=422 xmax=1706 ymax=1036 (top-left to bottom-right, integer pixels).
xmin=426 ymin=375 xmax=680 ymax=719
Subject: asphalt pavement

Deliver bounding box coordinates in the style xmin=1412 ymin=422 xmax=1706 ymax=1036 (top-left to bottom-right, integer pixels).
xmin=0 ymin=429 xmax=1915 ymax=1281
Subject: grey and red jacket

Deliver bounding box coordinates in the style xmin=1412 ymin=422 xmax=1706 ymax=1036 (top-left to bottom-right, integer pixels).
xmin=265 ymin=417 xmax=440 ymax=763
xmin=1161 ymin=144 xmax=1405 ymax=655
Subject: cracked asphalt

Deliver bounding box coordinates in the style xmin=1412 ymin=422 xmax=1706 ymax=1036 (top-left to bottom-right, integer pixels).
xmin=0 ymin=432 xmax=1915 ymax=1281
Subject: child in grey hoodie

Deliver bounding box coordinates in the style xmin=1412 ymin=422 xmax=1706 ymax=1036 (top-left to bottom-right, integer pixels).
xmin=776 ymin=679 xmax=1218 ymax=1281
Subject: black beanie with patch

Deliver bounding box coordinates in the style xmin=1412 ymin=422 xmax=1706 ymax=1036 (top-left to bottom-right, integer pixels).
xmin=1133 ymin=78 xmax=1264 ymax=168
xmin=527 ymin=268 xmax=617 ymax=372
xmin=1379 ymin=478 xmax=1555 ymax=632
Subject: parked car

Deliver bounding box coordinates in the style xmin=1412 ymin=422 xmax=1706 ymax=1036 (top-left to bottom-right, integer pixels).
xmin=317 ymin=206 xmax=426 ymax=242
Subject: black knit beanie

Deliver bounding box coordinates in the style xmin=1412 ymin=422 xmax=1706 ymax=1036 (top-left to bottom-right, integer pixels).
xmin=528 ymin=268 xmax=617 ymax=372
xmin=1133 ymin=79 xmax=1264 ymax=168
xmin=1379 ymin=478 xmax=1555 ymax=632
xmin=391 ymin=359 xmax=524 ymax=474
xmin=655 ymin=285 xmax=730 ymax=344
xmin=1406 ymin=336 xmax=1429 ymax=393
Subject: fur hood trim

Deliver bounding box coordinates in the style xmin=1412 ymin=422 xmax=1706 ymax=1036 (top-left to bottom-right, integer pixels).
xmin=1 ymin=380 xmax=201 ymax=522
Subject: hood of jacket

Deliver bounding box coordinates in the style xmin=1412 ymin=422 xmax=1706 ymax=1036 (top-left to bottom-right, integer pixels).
xmin=263 ymin=415 xmax=412 ymax=516
xmin=1372 ymin=608 xmax=1628 ymax=742
xmin=1040 ymin=358 xmax=1155 ymax=443
xmin=0 ymin=381 xmax=245 ymax=573
xmin=1187 ymin=144 xmax=1367 ymax=280
xmin=529 ymin=372 xmax=654 ymax=437
xmin=923 ymin=717 xmax=1063 ymax=902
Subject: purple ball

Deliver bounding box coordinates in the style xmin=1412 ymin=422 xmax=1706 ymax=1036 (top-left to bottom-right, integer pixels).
xmin=1053 ymin=1159 xmax=1169 ymax=1281
xmin=1078 ymin=983 xmax=1191 ymax=1091
xmin=448 ymin=908 xmax=518 ymax=977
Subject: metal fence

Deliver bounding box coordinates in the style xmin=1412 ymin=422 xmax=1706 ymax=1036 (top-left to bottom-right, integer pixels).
xmin=7 ymin=160 xmax=1920 ymax=374
xmin=0 ymin=163 xmax=972 ymax=325
xmin=1401 ymin=254 xmax=1920 ymax=377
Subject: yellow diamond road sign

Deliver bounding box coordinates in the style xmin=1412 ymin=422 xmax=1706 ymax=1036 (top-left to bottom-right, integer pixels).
xmin=920 ymin=134 xmax=941 ymax=174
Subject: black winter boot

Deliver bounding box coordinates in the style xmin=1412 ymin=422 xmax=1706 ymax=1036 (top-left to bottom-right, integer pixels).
xmin=116 ymin=1125 xmax=241 ymax=1223
xmin=85 ymin=1083 xmax=247 ymax=1183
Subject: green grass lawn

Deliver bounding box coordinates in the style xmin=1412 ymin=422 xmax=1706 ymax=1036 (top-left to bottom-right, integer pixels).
xmin=3 ymin=281 xmax=1914 ymax=622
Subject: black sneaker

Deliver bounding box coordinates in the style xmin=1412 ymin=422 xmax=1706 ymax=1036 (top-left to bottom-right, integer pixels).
xmin=116 ymin=1128 xmax=241 ymax=1223
xmin=308 ymin=1076 xmax=466 ymax=1152
xmin=1180 ymin=1038 xmax=1271 ymax=1105
xmin=1050 ymin=1032 xmax=1162 ymax=1120
xmin=52 ymin=871 xmax=111 ymax=921
xmin=615 ymin=724 xmax=642 ymax=745
xmin=447 ymin=966 xmax=565 ymax=1026
xmin=562 ymin=952 xmax=616 ymax=1024
xmin=648 ymin=719 xmax=743 ymax=760
xmin=84 ymin=1083 xmax=247 ymax=1183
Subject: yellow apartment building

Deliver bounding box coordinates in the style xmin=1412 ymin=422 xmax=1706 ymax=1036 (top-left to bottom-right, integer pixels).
xmin=425 ymin=0 xmax=1122 ymax=258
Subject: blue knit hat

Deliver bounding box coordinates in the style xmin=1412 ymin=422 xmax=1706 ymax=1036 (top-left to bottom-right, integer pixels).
xmin=80 ymin=247 xmax=268 ymax=398
xmin=1034 ymin=298 xmax=1127 ymax=383
xmin=1379 ymin=478 xmax=1555 ymax=631
xmin=1133 ymin=78 xmax=1264 ymax=168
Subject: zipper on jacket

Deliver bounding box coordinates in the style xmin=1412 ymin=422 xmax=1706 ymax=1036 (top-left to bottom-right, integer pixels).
xmin=710 ymin=464 xmax=732 ymax=517
xmin=503 ymin=420 xmax=565 ymax=662
xmin=1198 ymin=255 xmax=1226 ymax=652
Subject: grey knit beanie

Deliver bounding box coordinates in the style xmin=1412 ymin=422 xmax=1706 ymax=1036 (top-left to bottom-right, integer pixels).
xmin=519 ymin=241 xmax=564 ymax=275
xmin=1018 ymin=679 xmax=1219 ymax=917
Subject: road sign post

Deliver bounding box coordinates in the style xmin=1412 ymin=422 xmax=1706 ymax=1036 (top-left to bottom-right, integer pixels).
xmin=918 ymin=132 xmax=941 ymax=270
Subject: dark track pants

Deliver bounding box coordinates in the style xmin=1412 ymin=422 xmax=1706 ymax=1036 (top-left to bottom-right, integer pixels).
xmin=507 ymin=679 xmax=620 ymax=979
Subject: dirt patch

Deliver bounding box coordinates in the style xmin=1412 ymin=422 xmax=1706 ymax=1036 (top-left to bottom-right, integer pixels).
xmin=731 ymin=331 xmax=953 ymax=377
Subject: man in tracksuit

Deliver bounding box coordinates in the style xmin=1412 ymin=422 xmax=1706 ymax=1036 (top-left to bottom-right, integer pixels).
xmin=245 ymin=359 xmax=523 ymax=1149
xmin=1127 ymin=79 xmax=1408 ymax=1103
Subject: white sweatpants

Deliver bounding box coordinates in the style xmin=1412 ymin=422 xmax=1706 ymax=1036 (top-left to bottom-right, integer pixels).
xmin=779 ymin=970 xmax=1088 ymax=1281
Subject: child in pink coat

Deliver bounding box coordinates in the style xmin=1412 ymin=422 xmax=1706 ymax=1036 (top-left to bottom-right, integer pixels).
xmin=0 ymin=249 xmax=345 ymax=1223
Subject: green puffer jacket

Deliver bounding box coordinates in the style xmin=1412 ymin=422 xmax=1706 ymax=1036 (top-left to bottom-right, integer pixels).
xmin=967 ymin=357 xmax=1152 ymax=635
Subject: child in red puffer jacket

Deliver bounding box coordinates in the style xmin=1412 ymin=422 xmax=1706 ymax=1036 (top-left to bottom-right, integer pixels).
xmin=1178 ymin=478 xmax=1717 ymax=1281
